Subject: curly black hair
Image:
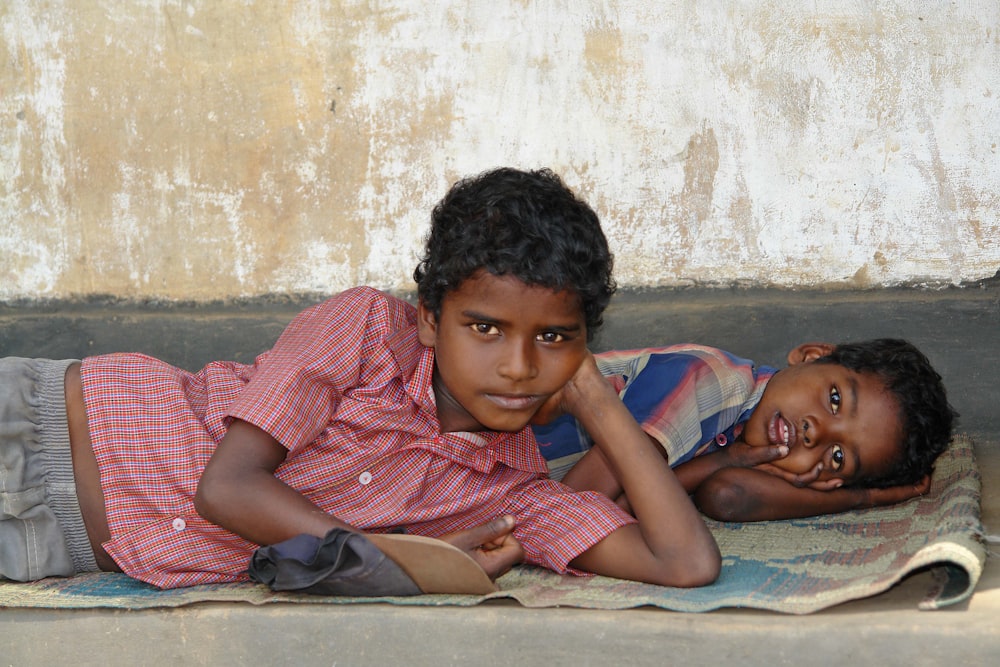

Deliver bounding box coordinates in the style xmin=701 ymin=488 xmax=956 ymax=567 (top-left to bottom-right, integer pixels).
xmin=413 ymin=167 xmax=616 ymax=340
xmin=815 ymin=338 xmax=958 ymax=488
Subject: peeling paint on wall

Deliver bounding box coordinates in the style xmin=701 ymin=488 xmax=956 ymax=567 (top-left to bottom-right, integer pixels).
xmin=2 ymin=0 xmax=999 ymax=300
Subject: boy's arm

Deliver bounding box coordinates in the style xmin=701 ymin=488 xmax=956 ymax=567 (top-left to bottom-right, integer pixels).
xmin=553 ymin=356 xmax=721 ymax=588
xmin=195 ymin=419 xmax=523 ymax=578
xmin=562 ymin=436 xmax=788 ymax=497
xmin=671 ymin=440 xmax=791 ymax=493
xmin=691 ymin=466 xmax=931 ymax=522
xmin=195 ymin=419 xmax=354 ymax=543
xmin=559 ymin=446 xmax=624 ymax=499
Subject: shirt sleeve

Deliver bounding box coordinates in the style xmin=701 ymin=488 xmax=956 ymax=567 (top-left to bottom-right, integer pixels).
xmin=226 ymin=287 xmax=414 ymax=452
xmin=504 ymin=478 xmax=637 ymax=575
xmin=609 ymin=346 xmax=766 ymax=466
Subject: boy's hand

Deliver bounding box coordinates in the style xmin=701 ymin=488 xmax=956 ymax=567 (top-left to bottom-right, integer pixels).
xmin=715 ymin=439 xmax=790 ymax=469
xmin=753 ymin=459 xmax=829 ymax=488
xmin=531 ymin=351 xmax=604 ymax=425
xmin=438 ymin=515 xmax=524 ymax=580
xmin=748 ymin=461 xmax=933 ymax=505
xmin=858 ymin=475 xmax=932 ymax=507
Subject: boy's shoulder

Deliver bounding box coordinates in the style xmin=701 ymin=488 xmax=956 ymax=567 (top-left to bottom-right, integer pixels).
xmin=276 ymin=287 xmax=419 ymax=359
xmin=595 ymin=344 xmax=775 ymax=395
xmin=596 ymin=344 xmax=749 ymax=369
xmin=329 ymin=285 xmax=412 ymax=307
xmin=307 ymin=286 xmax=417 ymax=322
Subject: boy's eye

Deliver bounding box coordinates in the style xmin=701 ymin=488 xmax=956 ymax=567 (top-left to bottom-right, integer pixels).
xmin=471 ymin=323 xmax=500 ymax=336
xmin=537 ymin=331 xmax=566 ymax=343
xmin=830 ymin=444 xmax=845 ymax=471
xmin=829 ymin=386 xmax=841 ymax=414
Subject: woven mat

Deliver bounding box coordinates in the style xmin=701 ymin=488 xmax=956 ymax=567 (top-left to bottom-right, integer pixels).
xmin=0 ymin=436 xmax=984 ymax=614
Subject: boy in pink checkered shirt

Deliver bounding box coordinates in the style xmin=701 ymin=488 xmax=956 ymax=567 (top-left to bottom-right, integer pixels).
xmin=2 ymin=168 xmax=723 ymax=589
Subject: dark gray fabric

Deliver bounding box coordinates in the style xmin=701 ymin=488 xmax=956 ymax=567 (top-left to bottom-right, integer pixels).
xmin=248 ymin=528 xmax=422 ymax=597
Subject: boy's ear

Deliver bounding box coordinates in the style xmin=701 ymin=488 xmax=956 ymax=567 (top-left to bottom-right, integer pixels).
xmin=416 ymin=300 xmax=439 ymax=347
xmin=786 ymin=342 xmax=836 ymax=366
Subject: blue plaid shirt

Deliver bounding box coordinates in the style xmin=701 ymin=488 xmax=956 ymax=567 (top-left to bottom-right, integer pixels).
xmin=533 ymin=345 xmax=777 ymax=481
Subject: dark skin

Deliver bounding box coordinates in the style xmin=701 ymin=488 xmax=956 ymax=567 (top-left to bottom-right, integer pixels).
xmin=561 ymin=343 xmax=931 ymax=522
xmin=66 ymin=363 xmax=119 ymax=572
xmin=563 ymin=435 xmax=930 ymax=522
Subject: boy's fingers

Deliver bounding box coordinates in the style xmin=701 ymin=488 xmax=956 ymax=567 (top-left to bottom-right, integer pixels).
xmin=470 ymin=515 xmax=517 ymax=548
xmin=438 ymin=516 xmax=524 ymax=580
xmin=806 ymin=478 xmax=844 ymax=492
xmin=439 ymin=515 xmax=516 ymax=551
xmin=786 ymin=462 xmax=823 ymax=487
xmin=730 ymin=441 xmax=787 ymax=467
xmin=756 ymin=461 xmax=822 ymax=487
xmin=915 ymin=474 xmax=932 ymax=495
xmin=470 ymin=537 xmax=524 ymax=580
xmin=866 ymin=476 xmax=932 ymax=507
xmin=754 ymin=444 xmax=789 ymax=464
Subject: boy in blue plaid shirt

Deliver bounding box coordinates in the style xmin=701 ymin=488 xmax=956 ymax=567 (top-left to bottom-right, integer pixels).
xmin=534 ymin=339 xmax=956 ymax=521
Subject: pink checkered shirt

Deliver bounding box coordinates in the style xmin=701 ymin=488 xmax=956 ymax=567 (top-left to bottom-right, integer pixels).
xmin=81 ymin=287 xmax=634 ymax=589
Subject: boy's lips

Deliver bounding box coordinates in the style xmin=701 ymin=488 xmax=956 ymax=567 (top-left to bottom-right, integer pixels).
xmin=767 ymin=411 xmax=796 ymax=446
xmin=485 ymin=393 xmax=544 ymax=411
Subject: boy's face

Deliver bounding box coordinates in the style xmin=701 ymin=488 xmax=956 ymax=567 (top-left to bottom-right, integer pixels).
xmin=418 ymin=270 xmax=588 ymax=434
xmin=743 ymin=349 xmax=902 ymax=486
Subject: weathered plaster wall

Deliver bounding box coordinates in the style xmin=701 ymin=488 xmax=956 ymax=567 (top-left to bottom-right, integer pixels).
xmin=2 ymin=1 xmax=998 ymax=300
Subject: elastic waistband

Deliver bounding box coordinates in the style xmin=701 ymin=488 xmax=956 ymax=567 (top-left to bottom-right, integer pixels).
xmin=37 ymin=359 xmax=100 ymax=574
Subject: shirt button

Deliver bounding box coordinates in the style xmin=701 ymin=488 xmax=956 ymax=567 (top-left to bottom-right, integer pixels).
xmin=715 ymin=434 xmax=728 ymax=446
xmin=358 ymin=471 xmax=373 ymax=485
xmin=172 ymin=518 xmax=187 ymax=532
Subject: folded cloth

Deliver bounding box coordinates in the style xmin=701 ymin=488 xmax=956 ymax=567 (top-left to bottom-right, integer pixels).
xmin=248 ymin=529 xmax=421 ymax=597
xmin=248 ymin=528 xmax=497 ymax=597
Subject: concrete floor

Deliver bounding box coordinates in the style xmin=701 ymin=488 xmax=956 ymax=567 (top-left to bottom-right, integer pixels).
xmin=1 ymin=281 xmax=998 ymax=666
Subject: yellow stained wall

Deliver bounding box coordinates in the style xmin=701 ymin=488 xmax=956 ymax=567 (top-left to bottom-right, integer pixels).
xmin=2 ymin=1 xmax=999 ymax=300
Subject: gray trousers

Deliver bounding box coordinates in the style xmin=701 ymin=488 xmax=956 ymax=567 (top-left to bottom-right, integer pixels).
xmin=1 ymin=357 xmax=99 ymax=581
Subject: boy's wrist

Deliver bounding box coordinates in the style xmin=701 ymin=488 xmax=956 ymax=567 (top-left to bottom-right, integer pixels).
xmin=559 ymin=362 xmax=618 ymax=418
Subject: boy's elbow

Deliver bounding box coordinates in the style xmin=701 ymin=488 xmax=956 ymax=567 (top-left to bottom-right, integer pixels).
xmin=670 ymin=545 xmax=721 ymax=588
xmin=694 ymin=471 xmax=756 ymax=523
xmin=193 ymin=471 xmax=226 ymax=525
xmin=649 ymin=532 xmax=721 ymax=588
xmin=193 ymin=481 xmax=212 ymax=522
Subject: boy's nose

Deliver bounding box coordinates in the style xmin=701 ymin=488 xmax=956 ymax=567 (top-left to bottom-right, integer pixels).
xmin=801 ymin=416 xmax=843 ymax=449
xmin=801 ymin=419 xmax=817 ymax=448
xmin=498 ymin=339 xmax=538 ymax=381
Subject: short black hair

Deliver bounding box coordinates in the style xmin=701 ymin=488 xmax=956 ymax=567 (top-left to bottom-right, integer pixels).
xmin=815 ymin=338 xmax=957 ymax=488
xmin=413 ymin=167 xmax=616 ymax=340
